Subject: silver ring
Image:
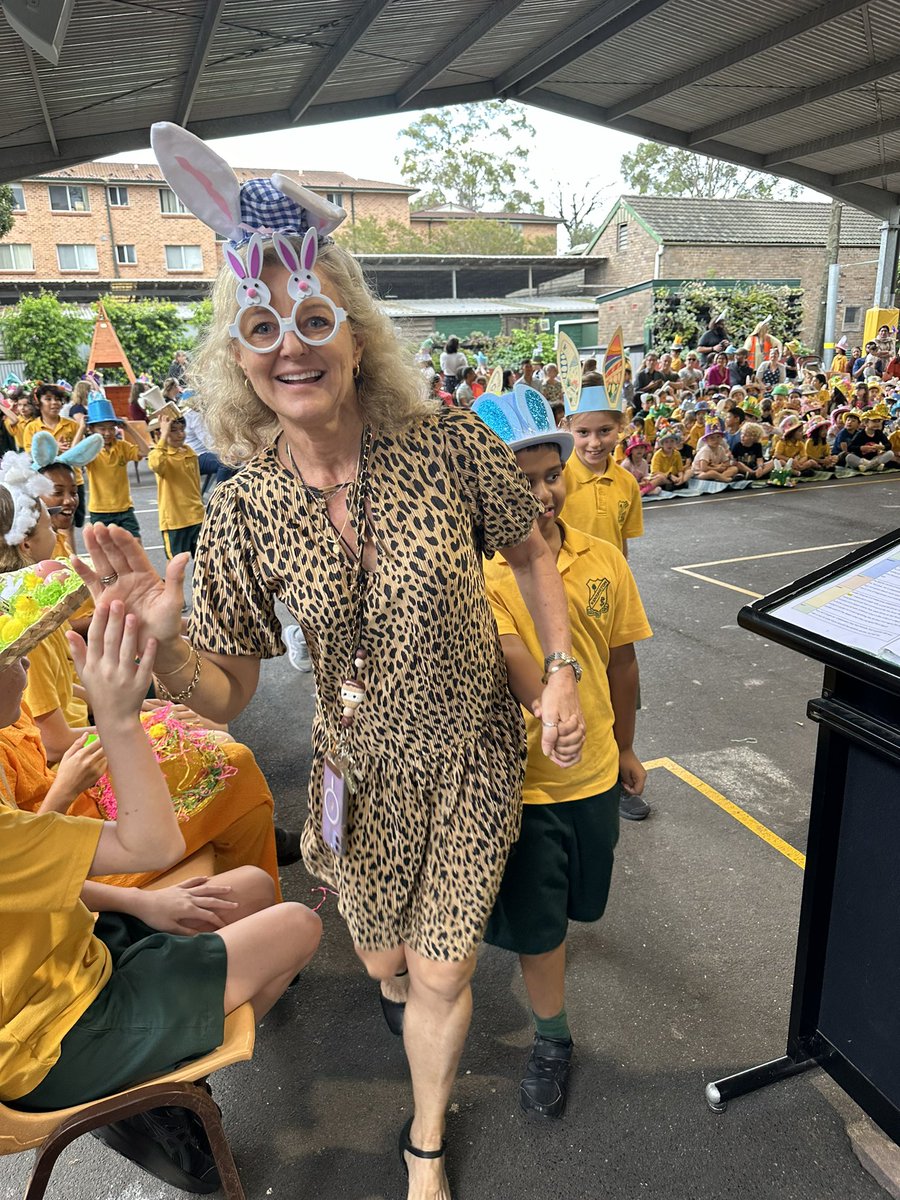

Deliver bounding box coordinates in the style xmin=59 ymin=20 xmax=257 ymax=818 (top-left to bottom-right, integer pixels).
xmin=541 ymin=720 xmax=558 ymax=728
xmin=99 ymin=573 xmax=118 ymax=586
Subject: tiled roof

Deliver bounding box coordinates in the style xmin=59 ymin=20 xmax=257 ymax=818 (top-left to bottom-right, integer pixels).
xmin=411 ymin=207 xmax=560 ymax=223
xmin=621 ymin=195 xmax=883 ymax=246
xmin=23 ymin=162 xmax=415 ymax=193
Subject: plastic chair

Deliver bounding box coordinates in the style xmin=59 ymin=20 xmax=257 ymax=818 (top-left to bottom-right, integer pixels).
xmin=0 ymin=1002 xmax=255 ymax=1200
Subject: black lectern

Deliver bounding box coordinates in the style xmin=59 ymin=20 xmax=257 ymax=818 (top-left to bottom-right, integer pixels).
xmin=706 ymin=529 xmax=900 ymax=1147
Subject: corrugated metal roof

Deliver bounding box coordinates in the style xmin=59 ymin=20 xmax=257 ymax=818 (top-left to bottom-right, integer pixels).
xmin=610 ymin=195 xmax=883 ymax=245
xmin=379 ymin=295 xmax=597 ymax=317
xmin=0 ymin=0 xmax=898 ymax=223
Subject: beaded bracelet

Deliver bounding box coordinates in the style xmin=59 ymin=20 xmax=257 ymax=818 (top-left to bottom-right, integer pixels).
xmin=154 ymin=647 xmax=202 ymax=704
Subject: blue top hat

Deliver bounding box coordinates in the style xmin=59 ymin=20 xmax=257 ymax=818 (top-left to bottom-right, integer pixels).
xmin=85 ymin=394 xmax=124 ymax=426
xmin=563 ymin=383 xmax=617 ymax=419
xmin=474 ymin=383 xmax=574 ymax=462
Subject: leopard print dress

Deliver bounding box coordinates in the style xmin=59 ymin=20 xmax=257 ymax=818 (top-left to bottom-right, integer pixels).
xmin=188 ymin=408 xmax=541 ymax=961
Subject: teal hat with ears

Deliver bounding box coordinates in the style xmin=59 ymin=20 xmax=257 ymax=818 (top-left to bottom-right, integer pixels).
xmin=563 ymin=384 xmax=618 ymax=419
xmin=474 ymin=383 xmax=574 ymax=462
xmin=30 ymin=430 xmax=103 ymax=472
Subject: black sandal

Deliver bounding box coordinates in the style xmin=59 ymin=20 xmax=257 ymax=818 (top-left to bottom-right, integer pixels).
xmin=379 ymin=969 xmax=408 ymax=1037
xmin=398 ymin=1115 xmax=446 ymax=1177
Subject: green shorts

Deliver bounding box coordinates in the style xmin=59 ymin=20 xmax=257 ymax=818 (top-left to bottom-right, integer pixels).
xmin=90 ymin=508 xmax=141 ymax=541
xmin=15 ymin=912 xmax=227 ymax=1112
xmin=162 ymin=523 xmax=201 ymax=560
xmin=484 ymin=782 xmax=620 ymax=956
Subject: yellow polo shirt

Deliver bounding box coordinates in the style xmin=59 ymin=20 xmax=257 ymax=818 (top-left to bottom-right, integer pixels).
xmin=772 ymin=435 xmax=803 ymax=461
xmin=651 ymin=448 xmax=684 ymax=475
xmin=3 ymin=414 xmax=26 ymax=449
xmin=52 ymin=532 xmax=94 ymax=625
xmin=23 ymin=417 xmax=84 ymax=484
xmin=85 ymin=441 xmax=140 ymax=513
xmin=684 ymin=424 xmax=702 ymax=450
xmin=484 ymin=522 xmax=652 ymax=804
xmin=24 ymin=623 xmax=89 ymax=727
xmin=563 ymin=452 xmax=643 ymax=551
xmin=0 ymin=791 xmax=110 ymax=1100
xmin=148 ymin=445 xmax=205 ymax=531
xmin=804 ymin=439 xmax=830 ymax=462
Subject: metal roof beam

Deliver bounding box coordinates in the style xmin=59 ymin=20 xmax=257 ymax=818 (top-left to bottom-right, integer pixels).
xmin=288 ymin=0 xmax=392 ymax=124
xmin=833 ymin=155 xmax=900 ymax=186
xmin=689 ymin=53 xmax=900 ymax=146
xmin=395 ymin=0 xmax=527 ymax=109
xmin=23 ymin=44 xmax=58 ymax=157
xmin=602 ymin=0 xmax=867 ymax=123
xmin=495 ymin=0 xmax=669 ymax=97
xmin=175 ymin=0 xmax=227 ymax=126
xmin=524 ymin=86 xmax=899 ymax=220
xmin=764 ymin=116 xmax=898 ymax=166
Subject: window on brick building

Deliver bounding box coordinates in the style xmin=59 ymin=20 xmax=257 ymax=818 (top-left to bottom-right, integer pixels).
xmin=159 ymin=188 xmax=189 ymax=214
xmin=165 ymin=244 xmax=202 ymax=271
xmin=0 ymin=243 xmax=34 ymax=270
xmin=616 ymin=222 xmax=629 ymax=251
xmin=9 ymin=185 xmax=25 ymax=211
xmin=49 ymin=184 xmax=89 ymax=212
xmin=325 ymin=192 xmax=343 ymax=207
xmin=843 ymin=305 xmax=862 ymax=330
xmin=115 ymin=244 xmax=137 ymax=265
xmin=108 ymin=185 xmax=129 ymax=207
xmin=57 ymin=244 xmax=98 ymax=270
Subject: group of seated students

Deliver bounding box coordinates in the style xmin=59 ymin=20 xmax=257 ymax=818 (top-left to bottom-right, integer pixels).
xmin=0 ymin=446 xmax=319 ymax=1194
xmin=605 ymin=376 xmax=899 ymax=497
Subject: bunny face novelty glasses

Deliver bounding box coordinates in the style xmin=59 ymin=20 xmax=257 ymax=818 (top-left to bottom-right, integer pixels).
xmin=226 ymin=228 xmax=347 ymax=354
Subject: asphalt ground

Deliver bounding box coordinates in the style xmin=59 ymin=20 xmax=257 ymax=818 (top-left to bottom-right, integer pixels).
xmin=3 ymin=467 xmax=899 ymax=1200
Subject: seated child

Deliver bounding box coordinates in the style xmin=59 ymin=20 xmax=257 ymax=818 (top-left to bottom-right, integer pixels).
xmin=772 ymin=414 xmax=817 ymax=475
xmin=621 ymin=435 xmax=664 ymax=496
xmin=473 ymin=386 xmax=652 ymax=1119
xmin=0 ymin=595 xmax=320 ymax=1193
xmin=732 ymin=421 xmax=774 ymax=479
xmin=84 ymin=394 xmax=150 ymax=541
xmin=691 ymin=416 xmax=739 ymax=481
xmin=845 ymin=403 xmax=895 ymax=472
xmin=803 ymin=415 xmax=838 ymax=471
xmin=831 ymin=409 xmax=860 ymax=462
xmin=148 ymin=411 xmax=206 ymax=560
xmin=651 ymin=428 xmax=691 ymax=489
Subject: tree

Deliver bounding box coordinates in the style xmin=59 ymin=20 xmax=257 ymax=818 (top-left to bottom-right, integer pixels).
xmin=397 ymin=102 xmax=542 ymax=213
xmin=97 ymin=296 xmax=188 ymax=383
xmin=549 ymin=180 xmax=611 ymax=249
xmin=620 ymin=141 xmax=800 ymax=200
xmin=336 ymin=215 xmax=557 ymax=256
xmin=0 ymin=186 xmax=14 ymax=239
xmin=650 ymin=280 xmax=802 ymax=350
xmin=0 ymin=292 xmax=90 ymax=381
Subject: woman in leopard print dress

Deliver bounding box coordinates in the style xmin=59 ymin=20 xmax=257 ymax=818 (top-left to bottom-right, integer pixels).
xmin=81 ymin=236 xmax=584 ymax=1200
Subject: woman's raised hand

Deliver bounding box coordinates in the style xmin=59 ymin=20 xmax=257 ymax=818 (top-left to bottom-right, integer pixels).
xmin=73 ymin=524 xmax=189 ymax=651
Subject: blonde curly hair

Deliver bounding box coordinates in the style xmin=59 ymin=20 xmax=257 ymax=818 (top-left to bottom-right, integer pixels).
xmin=191 ymin=239 xmax=433 ymax=465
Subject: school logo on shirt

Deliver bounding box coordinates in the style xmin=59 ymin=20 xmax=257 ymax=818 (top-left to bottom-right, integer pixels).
xmin=587 ymin=577 xmax=610 ymax=618
xmin=617 ymin=499 xmax=629 ymax=525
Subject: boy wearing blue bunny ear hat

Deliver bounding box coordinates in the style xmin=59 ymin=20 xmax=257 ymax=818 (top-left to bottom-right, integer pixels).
xmin=560 ymin=368 xmax=644 ymax=558
xmin=474 ymin=382 xmax=652 ymax=1121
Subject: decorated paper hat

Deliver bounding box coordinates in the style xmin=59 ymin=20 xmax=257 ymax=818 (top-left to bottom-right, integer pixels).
xmin=473 ymin=383 xmax=574 ymax=462
xmin=836 ymin=336 xmax=849 ymax=350
xmin=804 ymin=415 xmax=829 ymax=436
xmin=778 ymin=413 xmax=803 ymax=435
xmin=85 ymin=394 xmax=124 ymax=426
xmin=846 ymin=408 xmax=865 ymax=420
xmin=624 ymin=435 xmax=651 ymax=457
xmin=771 ymin=383 xmax=790 ymax=397
xmin=140 ymin=384 xmax=182 ymax=428
xmin=699 ymin=416 xmax=725 ymax=443
xmin=865 ymin=402 xmax=891 ymax=421
xmin=671 ymin=334 xmax=684 ymax=349
xmin=656 ymin=426 xmax=677 ymax=445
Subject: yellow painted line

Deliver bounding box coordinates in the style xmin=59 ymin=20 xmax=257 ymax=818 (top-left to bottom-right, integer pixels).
xmin=676 ymin=541 xmax=866 ymax=570
xmin=670 ymin=566 xmax=763 ymax=598
xmin=643 ymin=756 xmax=806 ymax=870
xmin=643 ymin=474 xmax=896 ymax=510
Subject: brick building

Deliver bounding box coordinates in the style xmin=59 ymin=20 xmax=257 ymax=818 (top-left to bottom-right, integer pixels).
xmin=586 ymin=196 xmax=883 ymax=350
xmin=0 ymin=162 xmax=416 ymax=294
xmin=410 ymin=204 xmax=560 ymax=247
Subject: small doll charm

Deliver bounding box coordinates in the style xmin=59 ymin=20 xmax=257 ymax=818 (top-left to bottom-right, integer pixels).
xmin=339 ymin=647 xmax=368 ymax=728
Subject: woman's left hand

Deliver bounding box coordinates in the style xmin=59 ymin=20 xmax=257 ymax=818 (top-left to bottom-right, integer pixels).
xmin=533 ymin=668 xmax=585 ymax=768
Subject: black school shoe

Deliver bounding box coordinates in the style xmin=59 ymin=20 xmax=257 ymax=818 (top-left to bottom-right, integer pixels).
xmin=619 ymin=790 xmax=651 ymax=821
xmin=519 ymin=1035 xmax=573 ymax=1119
xmin=91 ymin=1105 xmax=220 ymax=1194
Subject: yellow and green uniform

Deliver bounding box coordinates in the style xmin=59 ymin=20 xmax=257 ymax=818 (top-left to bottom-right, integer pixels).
xmin=148 ymin=445 xmax=204 ymax=528
xmin=484 ymin=522 xmax=652 ymax=804
xmin=85 ymin=441 xmax=140 ymax=513
xmin=651 ymin=448 xmax=684 ymax=475
xmin=563 ymin=452 xmax=643 ymax=552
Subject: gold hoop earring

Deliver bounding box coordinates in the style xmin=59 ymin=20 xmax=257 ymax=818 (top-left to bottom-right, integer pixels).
xmin=352 ymin=363 xmax=361 ymax=380
xmin=243 ymin=375 xmax=253 ymax=392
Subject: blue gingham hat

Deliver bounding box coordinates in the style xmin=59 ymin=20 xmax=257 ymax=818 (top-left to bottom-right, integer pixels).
xmin=236 ymin=179 xmax=309 ymax=248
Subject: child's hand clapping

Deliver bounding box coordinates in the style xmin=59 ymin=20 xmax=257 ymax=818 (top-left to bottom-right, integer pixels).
xmin=67 ymin=600 xmax=157 ymax=725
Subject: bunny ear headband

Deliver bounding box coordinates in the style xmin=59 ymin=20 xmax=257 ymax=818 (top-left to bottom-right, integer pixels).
xmin=0 ymin=451 xmax=54 ymax=546
xmin=31 ymin=430 xmax=104 ymax=472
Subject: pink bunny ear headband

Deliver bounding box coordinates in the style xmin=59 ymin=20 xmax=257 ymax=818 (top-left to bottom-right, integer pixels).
xmin=151 ymin=122 xmax=347 ymax=352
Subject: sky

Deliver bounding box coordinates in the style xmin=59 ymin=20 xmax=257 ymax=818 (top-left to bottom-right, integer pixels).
xmin=104 ymin=106 xmax=646 ymax=246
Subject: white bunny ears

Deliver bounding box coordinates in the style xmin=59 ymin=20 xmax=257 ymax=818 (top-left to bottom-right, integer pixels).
xmin=0 ymin=451 xmax=54 ymax=546
xmin=150 ymin=122 xmax=345 ymax=247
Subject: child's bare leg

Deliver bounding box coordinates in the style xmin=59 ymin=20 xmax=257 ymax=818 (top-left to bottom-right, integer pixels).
xmin=220 ymin=902 xmax=321 ymax=1019
xmin=519 ymin=942 xmax=567 ymax=1020
xmin=208 ymin=865 xmax=276 ymax=923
